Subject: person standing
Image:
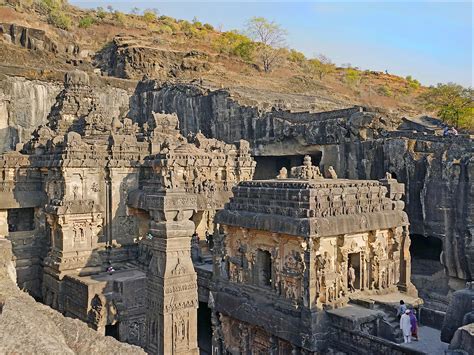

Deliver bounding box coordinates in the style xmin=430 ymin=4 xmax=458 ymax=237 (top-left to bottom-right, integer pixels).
xmin=409 ymin=309 xmax=419 ymax=341
xmin=348 ymin=264 xmax=356 ymax=292
xmin=397 ymin=300 xmax=407 ymax=318
xmin=400 ymin=309 xmax=412 ymax=343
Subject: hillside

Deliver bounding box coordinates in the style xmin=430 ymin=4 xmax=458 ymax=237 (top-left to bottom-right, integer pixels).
xmin=0 ymin=0 xmax=431 ymax=116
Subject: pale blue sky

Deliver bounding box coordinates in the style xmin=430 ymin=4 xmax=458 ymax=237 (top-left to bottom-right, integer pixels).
xmin=70 ymin=1 xmax=473 ymax=87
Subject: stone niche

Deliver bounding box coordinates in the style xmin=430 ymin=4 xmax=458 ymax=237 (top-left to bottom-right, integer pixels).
xmin=210 ymin=165 xmax=417 ymax=353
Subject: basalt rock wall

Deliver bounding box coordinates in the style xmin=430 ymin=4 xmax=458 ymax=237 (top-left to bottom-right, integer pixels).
xmin=129 ymin=82 xmax=473 ymax=288
xmin=320 ymin=136 xmax=473 ymax=284
xmin=0 ymin=76 xmax=61 ymax=152
xmin=0 ymin=74 xmax=133 ymax=153
xmin=0 ymin=238 xmax=145 ymax=354
xmin=129 ymin=81 xmax=368 ymax=148
xmin=1 ymin=77 xmax=472 ymax=292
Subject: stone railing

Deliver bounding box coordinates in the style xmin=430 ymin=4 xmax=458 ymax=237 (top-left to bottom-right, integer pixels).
xmin=330 ymin=324 xmax=425 ymax=355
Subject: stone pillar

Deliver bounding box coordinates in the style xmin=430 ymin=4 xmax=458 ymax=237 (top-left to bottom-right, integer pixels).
xmin=0 ymin=210 xmax=8 ymax=238
xmin=210 ymin=311 xmax=224 ymax=355
xmin=145 ymin=190 xmax=199 ymax=355
xmin=398 ymin=226 xmax=418 ymax=297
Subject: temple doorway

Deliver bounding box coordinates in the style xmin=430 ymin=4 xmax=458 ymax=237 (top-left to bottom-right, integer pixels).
xmin=105 ymin=323 xmax=120 ymax=340
xmin=198 ymin=302 xmax=212 ymax=354
xmin=257 ymin=249 xmax=272 ymax=287
xmin=348 ymin=253 xmax=361 ymax=290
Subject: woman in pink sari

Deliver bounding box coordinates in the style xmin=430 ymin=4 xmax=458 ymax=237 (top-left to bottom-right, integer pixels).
xmin=409 ymin=309 xmax=419 ymax=341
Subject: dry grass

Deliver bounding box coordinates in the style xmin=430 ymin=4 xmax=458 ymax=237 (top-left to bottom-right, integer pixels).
xmin=0 ymin=1 xmax=430 ymax=115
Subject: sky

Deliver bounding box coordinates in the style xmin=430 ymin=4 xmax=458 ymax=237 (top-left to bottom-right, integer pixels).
xmin=70 ymin=1 xmax=473 ymax=87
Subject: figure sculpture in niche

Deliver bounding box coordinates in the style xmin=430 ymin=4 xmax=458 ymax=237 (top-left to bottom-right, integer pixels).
xmin=277 ymin=167 xmax=288 ymax=179
xmin=327 ymin=166 xmax=338 ymax=179
xmin=348 ymin=264 xmax=356 ymax=292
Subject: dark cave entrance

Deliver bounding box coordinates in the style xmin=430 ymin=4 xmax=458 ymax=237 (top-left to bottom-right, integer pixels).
xmin=105 ymin=323 xmax=120 ymax=340
xmin=253 ymin=153 xmax=322 ymax=180
xmin=348 ymin=252 xmax=361 ymax=290
xmin=198 ymin=302 xmax=212 ymax=354
xmin=7 ymin=207 xmax=35 ymax=232
xmin=410 ymin=234 xmax=444 ymax=275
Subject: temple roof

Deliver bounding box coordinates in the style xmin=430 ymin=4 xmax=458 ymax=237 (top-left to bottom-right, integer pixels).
xmin=215 ymin=175 xmax=408 ymax=238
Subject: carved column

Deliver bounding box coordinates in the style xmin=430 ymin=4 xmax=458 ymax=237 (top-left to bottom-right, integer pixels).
xmin=210 ymin=311 xmax=224 ymax=355
xmin=397 ymin=226 xmax=418 ymax=297
xmin=145 ymin=190 xmax=199 ymax=355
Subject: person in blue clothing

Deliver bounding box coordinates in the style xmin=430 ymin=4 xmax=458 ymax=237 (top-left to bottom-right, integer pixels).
xmin=397 ymin=300 xmax=407 ymax=318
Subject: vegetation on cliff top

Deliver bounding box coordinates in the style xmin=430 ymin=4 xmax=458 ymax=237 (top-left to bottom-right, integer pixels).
xmin=3 ymin=0 xmax=473 ymax=129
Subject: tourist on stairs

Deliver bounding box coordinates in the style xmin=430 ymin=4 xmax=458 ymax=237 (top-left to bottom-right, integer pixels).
xmin=400 ymin=309 xmax=412 ymax=343
xmin=397 ymin=300 xmax=407 ymax=318
xmin=409 ymin=309 xmax=419 ymax=341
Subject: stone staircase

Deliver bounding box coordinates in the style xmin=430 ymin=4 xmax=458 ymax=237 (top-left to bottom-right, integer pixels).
xmin=373 ymin=303 xmax=404 ymax=343
xmin=349 ymin=297 xmax=404 ymax=343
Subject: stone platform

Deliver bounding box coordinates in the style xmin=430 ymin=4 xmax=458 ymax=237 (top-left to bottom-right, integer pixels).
xmin=400 ymin=326 xmax=449 ymax=355
xmin=62 ymin=268 xmax=147 ymax=346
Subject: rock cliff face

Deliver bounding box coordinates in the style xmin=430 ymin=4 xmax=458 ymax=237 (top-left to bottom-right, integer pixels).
xmin=441 ymin=282 xmax=474 ymax=343
xmin=0 ymin=73 xmax=133 ymax=153
xmin=129 ymin=81 xmax=473 ymax=292
xmin=1 ymin=75 xmax=471 ymax=309
xmin=94 ymin=36 xmax=211 ymax=80
xmin=0 ymin=238 xmax=144 ymax=354
xmin=0 ymin=76 xmax=61 ymax=152
xmin=0 ymin=23 xmax=59 ymax=52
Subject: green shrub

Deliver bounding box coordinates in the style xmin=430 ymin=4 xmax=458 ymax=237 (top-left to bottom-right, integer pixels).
xmin=233 ymin=41 xmax=255 ymax=61
xmin=345 ymin=68 xmax=360 ymax=86
xmin=156 ymin=24 xmax=173 ymax=35
xmin=378 ymin=85 xmax=393 ymax=97
xmin=143 ymin=10 xmax=157 ymax=23
xmin=78 ymin=15 xmax=95 ymax=28
xmin=180 ymin=20 xmax=198 ymax=37
xmin=96 ymin=7 xmax=106 ymax=19
xmin=288 ymin=49 xmax=306 ymax=64
xmin=159 ymin=15 xmax=175 ymax=24
xmin=203 ymin=23 xmax=214 ymax=31
xmin=307 ymin=55 xmax=335 ymax=80
xmin=192 ymin=17 xmax=203 ymax=29
xmin=213 ymin=31 xmax=255 ymax=61
xmin=406 ymin=75 xmax=421 ymax=90
xmin=48 ymin=9 xmax=71 ymax=30
xmin=37 ymin=0 xmax=62 ymax=13
xmin=114 ymin=11 xmax=127 ymax=25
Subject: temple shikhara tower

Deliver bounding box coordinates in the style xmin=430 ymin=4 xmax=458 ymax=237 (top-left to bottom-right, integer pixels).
xmin=211 ymin=157 xmax=419 ymax=353
xmin=0 ymin=72 xmax=256 ymax=354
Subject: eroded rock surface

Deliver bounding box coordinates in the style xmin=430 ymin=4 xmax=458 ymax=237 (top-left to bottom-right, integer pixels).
xmin=448 ymin=323 xmax=474 ymax=354
xmin=0 ymin=239 xmax=144 ymax=355
xmin=441 ymin=282 xmax=474 ymax=343
xmin=94 ymin=35 xmax=211 ymax=80
xmin=0 ymin=73 xmax=471 ymax=312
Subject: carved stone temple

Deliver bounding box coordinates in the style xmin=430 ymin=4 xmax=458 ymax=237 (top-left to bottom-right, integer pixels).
xmin=211 ymin=159 xmax=419 ymax=353
xmin=0 ymin=72 xmax=255 ymax=353
xmin=0 ymin=70 xmax=434 ymax=354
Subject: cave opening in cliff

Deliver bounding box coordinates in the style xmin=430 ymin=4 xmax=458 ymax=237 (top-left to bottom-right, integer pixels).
xmin=105 ymin=323 xmax=120 ymax=340
xmin=410 ymin=234 xmax=444 ymax=275
xmin=198 ymin=301 xmax=212 ymax=354
xmin=7 ymin=208 xmax=35 ymax=232
xmin=253 ymin=153 xmax=322 ymax=180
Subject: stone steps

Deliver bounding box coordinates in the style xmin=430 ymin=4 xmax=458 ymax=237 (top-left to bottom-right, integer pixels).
xmin=373 ymin=304 xmax=404 ymax=343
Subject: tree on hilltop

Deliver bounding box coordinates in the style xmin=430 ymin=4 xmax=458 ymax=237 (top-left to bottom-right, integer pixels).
xmin=307 ymin=54 xmax=335 ymax=80
xmin=245 ymin=17 xmax=287 ymax=72
xmin=420 ymin=83 xmax=473 ymax=129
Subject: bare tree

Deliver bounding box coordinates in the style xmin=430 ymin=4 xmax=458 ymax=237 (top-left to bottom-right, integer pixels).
xmin=307 ymin=54 xmax=335 ymax=80
xmin=245 ymin=17 xmax=287 ymax=72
